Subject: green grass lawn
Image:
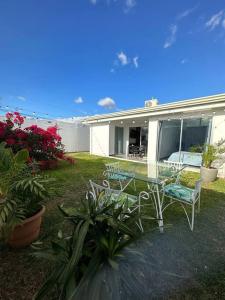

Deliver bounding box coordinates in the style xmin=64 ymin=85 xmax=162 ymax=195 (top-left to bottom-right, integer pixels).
xmin=1 ymin=152 xmax=225 ymax=299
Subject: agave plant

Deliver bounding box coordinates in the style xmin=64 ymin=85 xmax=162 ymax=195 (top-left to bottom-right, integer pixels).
xmin=0 ymin=142 xmax=54 ymax=238
xmin=33 ymin=192 xmax=141 ymax=300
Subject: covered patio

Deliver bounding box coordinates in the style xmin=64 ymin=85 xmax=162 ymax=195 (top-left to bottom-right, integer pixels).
xmin=109 ymin=117 xmax=149 ymax=162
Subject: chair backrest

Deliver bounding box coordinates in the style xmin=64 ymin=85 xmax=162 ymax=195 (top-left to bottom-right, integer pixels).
xmin=193 ymin=179 xmax=202 ymax=200
xmin=163 ymin=160 xmax=183 ymax=171
xmin=89 ymin=180 xmax=122 ymax=200
xmin=105 ymin=162 xmax=121 ymax=173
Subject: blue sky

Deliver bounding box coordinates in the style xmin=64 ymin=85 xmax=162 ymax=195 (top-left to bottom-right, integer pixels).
xmin=0 ymin=0 xmax=225 ymax=119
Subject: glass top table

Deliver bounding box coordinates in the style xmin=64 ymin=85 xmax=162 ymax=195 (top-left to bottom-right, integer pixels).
xmin=105 ymin=161 xmax=186 ymax=231
xmin=106 ymin=161 xmax=185 ymax=185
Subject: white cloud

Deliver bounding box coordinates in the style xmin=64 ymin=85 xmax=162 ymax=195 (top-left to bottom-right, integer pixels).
xmin=164 ymin=24 xmax=177 ymax=48
xmin=205 ymin=10 xmax=224 ymax=31
xmin=98 ymin=97 xmax=116 ymax=109
xmin=17 ymin=96 xmax=26 ymax=101
xmin=117 ymin=51 xmax=129 ymax=65
xmin=112 ymin=52 xmax=139 ymax=71
xmin=125 ymin=0 xmax=136 ymax=9
xmin=177 ymin=5 xmax=197 ymax=20
xmin=133 ymin=56 xmax=139 ymax=68
xmin=90 ymin=0 xmax=97 ymax=4
xmin=74 ymin=97 xmax=84 ymax=104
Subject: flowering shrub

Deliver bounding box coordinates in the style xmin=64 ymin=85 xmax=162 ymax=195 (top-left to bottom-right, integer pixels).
xmin=0 ymin=112 xmax=75 ymax=166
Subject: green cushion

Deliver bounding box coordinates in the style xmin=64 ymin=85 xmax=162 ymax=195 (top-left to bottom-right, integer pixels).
xmin=164 ymin=184 xmax=194 ymax=203
xmin=108 ymin=174 xmax=127 ymax=181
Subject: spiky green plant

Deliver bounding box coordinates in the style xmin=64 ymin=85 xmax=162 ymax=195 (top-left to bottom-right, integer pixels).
xmin=32 ymin=192 xmax=141 ymax=300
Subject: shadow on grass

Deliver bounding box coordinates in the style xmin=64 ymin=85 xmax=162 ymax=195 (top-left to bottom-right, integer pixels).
xmin=1 ymin=154 xmax=225 ymax=299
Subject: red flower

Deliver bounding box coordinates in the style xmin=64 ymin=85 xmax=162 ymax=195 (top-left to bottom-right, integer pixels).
xmin=6 ymin=120 xmax=14 ymax=128
xmin=6 ymin=138 xmax=16 ymax=145
xmin=6 ymin=112 xmax=13 ymax=120
xmin=14 ymin=115 xmax=24 ymax=126
xmin=47 ymin=126 xmax=58 ymax=135
xmin=15 ymin=129 xmax=27 ymax=139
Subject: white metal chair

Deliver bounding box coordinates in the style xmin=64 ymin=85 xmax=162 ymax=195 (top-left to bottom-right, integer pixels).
xmin=161 ymin=160 xmax=184 ymax=183
xmin=89 ymin=179 xmax=122 ymax=202
xmin=89 ymin=180 xmax=157 ymax=232
xmin=161 ymin=179 xmax=202 ymax=231
xmin=104 ymin=162 xmax=136 ymax=191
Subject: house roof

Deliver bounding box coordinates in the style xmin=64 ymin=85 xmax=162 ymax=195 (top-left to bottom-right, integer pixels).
xmin=84 ymin=93 xmax=225 ymax=124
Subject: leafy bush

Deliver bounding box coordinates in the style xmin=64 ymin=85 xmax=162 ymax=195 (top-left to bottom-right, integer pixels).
xmin=0 ymin=142 xmax=54 ymax=238
xmin=32 ymin=192 xmax=141 ymax=300
xmin=202 ymin=140 xmax=225 ymax=168
xmin=202 ymin=145 xmax=217 ymax=168
xmin=0 ymin=111 xmax=75 ymax=164
xmin=189 ymin=144 xmax=204 ymax=153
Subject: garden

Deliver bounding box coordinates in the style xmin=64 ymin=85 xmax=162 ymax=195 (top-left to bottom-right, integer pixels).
xmin=1 ymin=112 xmax=225 ymax=299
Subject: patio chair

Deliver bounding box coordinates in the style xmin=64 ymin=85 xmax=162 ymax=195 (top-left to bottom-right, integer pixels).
xmin=161 ymin=179 xmax=202 ymax=231
xmin=89 ymin=180 xmax=157 ymax=232
xmin=161 ymin=160 xmax=184 ymax=183
xmin=139 ymin=145 xmax=145 ymax=158
xmin=104 ymin=162 xmax=136 ymax=191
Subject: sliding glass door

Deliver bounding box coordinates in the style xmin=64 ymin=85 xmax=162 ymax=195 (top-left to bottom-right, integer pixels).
xmin=115 ymin=126 xmax=124 ymax=155
xmin=158 ymin=117 xmax=211 ymax=167
xmin=158 ymin=119 xmax=181 ymax=161
xmin=129 ymin=126 xmax=148 ymax=155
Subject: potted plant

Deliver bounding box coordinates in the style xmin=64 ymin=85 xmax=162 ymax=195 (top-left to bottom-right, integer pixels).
xmin=200 ymin=140 xmax=225 ymax=183
xmin=0 ymin=142 xmax=54 ymax=248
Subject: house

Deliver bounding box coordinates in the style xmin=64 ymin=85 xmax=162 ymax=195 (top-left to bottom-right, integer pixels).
xmin=84 ymin=93 xmax=225 ymax=176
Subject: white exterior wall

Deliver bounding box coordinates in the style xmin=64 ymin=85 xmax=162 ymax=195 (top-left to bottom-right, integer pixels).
xmin=211 ymin=114 xmax=225 ymax=177
xmin=90 ymin=123 xmax=110 ymax=156
xmin=147 ymin=120 xmax=159 ymax=162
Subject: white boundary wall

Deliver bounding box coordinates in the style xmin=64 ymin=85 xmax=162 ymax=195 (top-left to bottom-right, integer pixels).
xmin=0 ymin=116 xmax=90 ymax=153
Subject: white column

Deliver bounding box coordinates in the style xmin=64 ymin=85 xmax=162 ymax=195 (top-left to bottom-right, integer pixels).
xmin=147 ymin=120 xmax=159 ymax=162
xmin=147 ymin=120 xmax=159 ymax=177
xmin=124 ymin=126 xmax=129 ymax=157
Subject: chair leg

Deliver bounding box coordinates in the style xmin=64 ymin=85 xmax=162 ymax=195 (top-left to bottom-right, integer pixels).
xmin=133 ymin=179 xmax=136 ymax=191
xmin=138 ymin=194 xmax=144 ymax=232
xmin=191 ymin=204 xmax=195 ymax=231
xmin=119 ymin=180 xmax=123 ymax=191
xmin=198 ymin=195 xmax=201 ymax=213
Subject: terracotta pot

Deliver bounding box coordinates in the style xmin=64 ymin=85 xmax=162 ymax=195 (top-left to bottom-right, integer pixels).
xmin=38 ymin=159 xmax=58 ymax=170
xmin=48 ymin=159 xmax=58 ymax=169
xmin=8 ymin=206 xmax=45 ymax=248
xmin=38 ymin=160 xmax=49 ymax=170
